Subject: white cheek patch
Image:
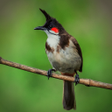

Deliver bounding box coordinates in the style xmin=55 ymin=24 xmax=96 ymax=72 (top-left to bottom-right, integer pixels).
xmin=49 ymin=30 xmax=59 ymax=35
xmin=44 ymin=30 xmax=60 ymax=48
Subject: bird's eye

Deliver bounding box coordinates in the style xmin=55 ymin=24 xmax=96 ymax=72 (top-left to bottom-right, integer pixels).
xmin=49 ymin=25 xmax=52 ymax=29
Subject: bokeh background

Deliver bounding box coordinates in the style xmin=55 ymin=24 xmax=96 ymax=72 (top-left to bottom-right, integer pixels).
xmin=0 ymin=0 xmax=112 ymax=112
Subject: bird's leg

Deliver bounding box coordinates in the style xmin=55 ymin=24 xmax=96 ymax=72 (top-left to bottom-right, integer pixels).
xmin=47 ymin=68 xmax=56 ymax=80
xmin=74 ymin=71 xmax=80 ymax=85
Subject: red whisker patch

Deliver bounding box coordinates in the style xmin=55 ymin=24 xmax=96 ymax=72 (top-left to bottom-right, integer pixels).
xmin=51 ymin=27 xmax=59 ymax=33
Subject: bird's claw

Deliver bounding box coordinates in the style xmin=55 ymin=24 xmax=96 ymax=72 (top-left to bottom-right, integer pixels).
xmin=74 ymin=74 xmax=80 ymax=85
xmin=47 ymin=69 xmax=56 ymax=80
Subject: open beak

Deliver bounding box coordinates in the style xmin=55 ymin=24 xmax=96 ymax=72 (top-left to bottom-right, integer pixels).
xmin=34 ymin=26 xmax=46 ymax=30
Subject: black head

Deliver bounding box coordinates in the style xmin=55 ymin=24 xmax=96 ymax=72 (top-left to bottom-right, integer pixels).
xmin=34 ymin=8 xmax=65 ymax=35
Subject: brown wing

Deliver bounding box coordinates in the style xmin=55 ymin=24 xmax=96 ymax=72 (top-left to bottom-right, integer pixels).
xmin=70 ymin=36 xmax=83 ymax=72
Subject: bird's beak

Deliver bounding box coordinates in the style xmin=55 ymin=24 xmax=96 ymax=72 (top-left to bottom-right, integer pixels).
xmin=34 ymin=26 xmax=46 ymax=30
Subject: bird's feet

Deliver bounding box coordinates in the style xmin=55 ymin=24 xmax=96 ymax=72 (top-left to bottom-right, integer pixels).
xmin=74 ymin=73 xmax=80 ymax=85
xmin=47 ymin=69 xmax=56 ymax=80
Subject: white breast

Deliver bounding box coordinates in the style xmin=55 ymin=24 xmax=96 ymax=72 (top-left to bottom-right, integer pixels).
xmin=44 ymin=30 xmax=81 ymax=74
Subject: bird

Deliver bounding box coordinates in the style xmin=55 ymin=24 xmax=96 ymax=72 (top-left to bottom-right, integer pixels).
xmin=34 ymin=8 xmax=83 ymax=110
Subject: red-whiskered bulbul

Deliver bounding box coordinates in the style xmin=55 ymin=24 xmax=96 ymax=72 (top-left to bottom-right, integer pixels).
xmin=34 ymin=9 xmax=83 ymax=110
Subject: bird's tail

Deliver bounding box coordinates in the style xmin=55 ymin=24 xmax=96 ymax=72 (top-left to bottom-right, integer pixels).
xmin=61 ymin=72 xmax=76 ymax=110
xmin=63 ymin=81 xmax=76 ymax=110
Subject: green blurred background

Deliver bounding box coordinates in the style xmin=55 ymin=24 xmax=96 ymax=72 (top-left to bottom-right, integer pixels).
xmin=0 ymin=0 xmax=112 ymax=112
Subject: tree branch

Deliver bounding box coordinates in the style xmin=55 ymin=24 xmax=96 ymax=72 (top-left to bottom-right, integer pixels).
xmin=0 ymin=57 xmax=112 ymax=90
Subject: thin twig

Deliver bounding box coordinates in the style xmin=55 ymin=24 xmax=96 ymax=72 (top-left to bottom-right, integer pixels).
xmin=0 ymin=57 xmax=112 ymax=90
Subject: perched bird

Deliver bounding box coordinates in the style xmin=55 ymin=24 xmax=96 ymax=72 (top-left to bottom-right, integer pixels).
xmin=34 ymin=9 xmax=83 ymax=110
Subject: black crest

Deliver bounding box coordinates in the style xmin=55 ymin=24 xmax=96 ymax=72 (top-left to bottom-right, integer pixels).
xmin=39 ymin=8 xmax=52 ymax=21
